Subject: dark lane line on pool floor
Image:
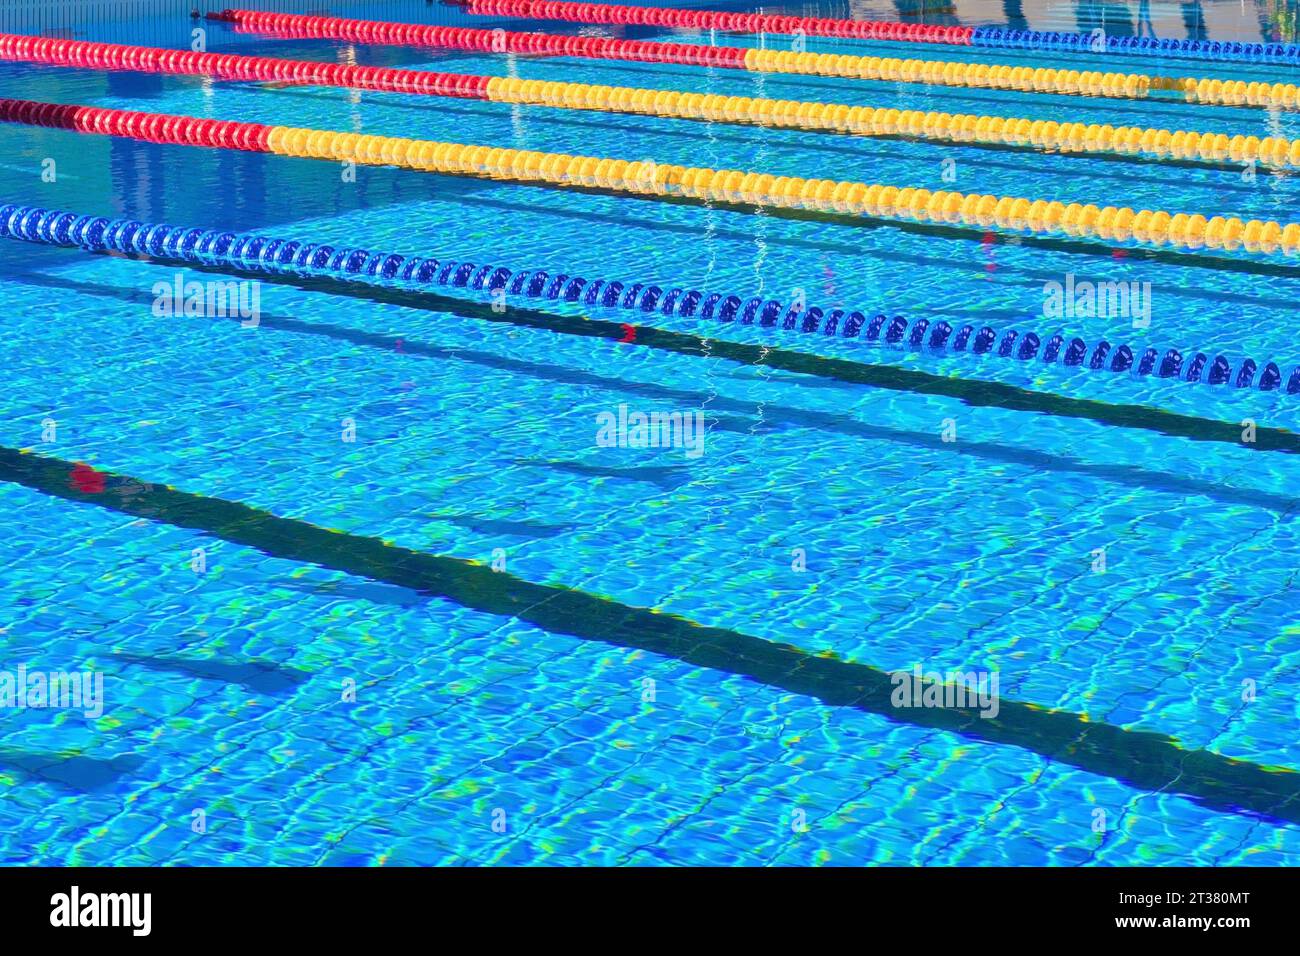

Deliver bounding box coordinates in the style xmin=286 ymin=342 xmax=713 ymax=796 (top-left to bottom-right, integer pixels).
xmin=13 ymin=267 xmax=1300 ymax=516
xmin=1 ymin=444 xmax=1297 ymax=824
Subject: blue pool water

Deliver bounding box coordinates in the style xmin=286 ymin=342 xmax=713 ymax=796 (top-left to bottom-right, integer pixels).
xmin=1 ymin=0 xmax=1299 ymax=866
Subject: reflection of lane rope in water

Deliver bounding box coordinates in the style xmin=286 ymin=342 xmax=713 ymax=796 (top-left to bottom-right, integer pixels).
xmin=3 ymin=202 xmax=1298 ymax=397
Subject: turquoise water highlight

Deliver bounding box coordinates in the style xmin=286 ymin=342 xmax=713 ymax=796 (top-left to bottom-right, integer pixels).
xmin=0 ymin=0 xmax=1298 ymax=865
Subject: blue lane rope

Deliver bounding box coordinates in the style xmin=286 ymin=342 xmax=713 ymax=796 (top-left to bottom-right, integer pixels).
xmin=969 ymin=26 xmax=1300 ymax=66
xmin=2 ymin=202 xmax=1295 ymax=395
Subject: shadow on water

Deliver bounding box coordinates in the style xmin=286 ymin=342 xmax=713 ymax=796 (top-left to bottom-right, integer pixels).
xmin=0 ymin=747 xmax=144 ymax=791
xmin=114 ymin=652 xmax=310 ymax=694
xmin=1 ymin=445 xmax=1297 ymax=824
xmin=437 ymin=514 xmax=578 ymax=538
xmin=514 ymin=457 xmax=696 ymax=490
xmin=11 ymin=266 xmax=1300 ymax=516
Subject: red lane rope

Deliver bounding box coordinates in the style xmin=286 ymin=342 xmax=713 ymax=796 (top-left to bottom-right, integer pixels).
xmin=0 ymin=33 xmax=492 ymax=97
xmin=0 ymin=97 xmax=274 ymax=150
xmin=460 ymin=0 xmax=975 ymax=46
xmin=207 ymin=8 xmax=750 ymax=68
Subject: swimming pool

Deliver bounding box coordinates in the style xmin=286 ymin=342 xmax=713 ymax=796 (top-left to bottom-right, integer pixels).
xmin=1 ymin=0 xmax=1298 ymax=867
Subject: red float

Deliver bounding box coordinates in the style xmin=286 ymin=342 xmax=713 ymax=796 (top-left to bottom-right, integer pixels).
xmin=207 ymin=9 xmax=757 ymax=70
xmin=0 ymin=32 xmax=511 ymax=104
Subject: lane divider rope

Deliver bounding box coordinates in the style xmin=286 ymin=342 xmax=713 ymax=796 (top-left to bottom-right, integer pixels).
xmin=7 ymin=33 xmax=1298 ymax=169
xmin=459 ymin=1 xmax=974 ymax=45
xmin=458 ymin=0 xmax=1300 ymax=66
xmin=210 ymin=8 xmax=749 ymax=68
xmin=2 ymin=97 xmax=1297 ymax=258
xmin=0 ymin=33 xmax=493 ymax=96
xmin=3 ymin=200 xmax=1293 ymax=394
xmin=207 ymin=9 xmax=1300 ymax=110
xmin=969 ymin=26 xmax=1300 ymax=66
